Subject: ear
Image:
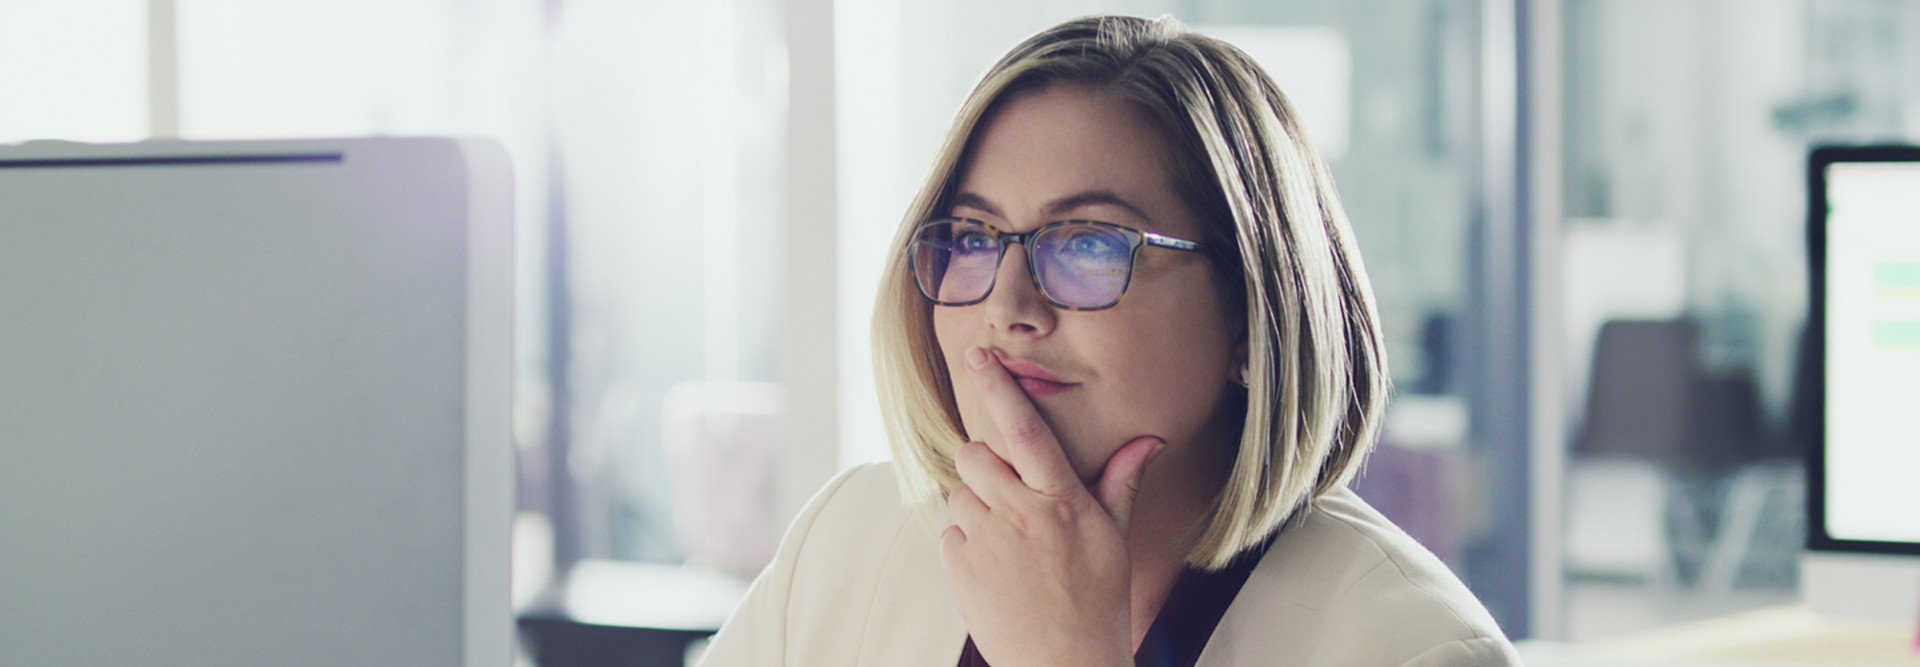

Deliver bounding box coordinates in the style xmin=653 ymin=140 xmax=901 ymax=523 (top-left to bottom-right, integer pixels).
xmin=1230 ymin=337 xmax=1252 ymax=385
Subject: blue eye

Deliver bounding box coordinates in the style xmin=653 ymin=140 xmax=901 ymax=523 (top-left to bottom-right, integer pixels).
xmin=1060 ymin=229 xmax=1127 ymax=259
xmin=954 ymin=229 xmax=997 ymax=253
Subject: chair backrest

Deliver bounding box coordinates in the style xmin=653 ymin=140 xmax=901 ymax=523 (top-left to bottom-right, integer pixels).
xmin=1688 ymin=374 xmax=1766 ymax=469
xmin=1577 ymin=319 xmax=1698 ymax=461
xmin=1784 ymin=324 xmax=1818 ymax=460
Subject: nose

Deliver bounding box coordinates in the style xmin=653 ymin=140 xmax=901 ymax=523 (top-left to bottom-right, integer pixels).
xmin=982 ymin=243 xmax=1056 ymax=337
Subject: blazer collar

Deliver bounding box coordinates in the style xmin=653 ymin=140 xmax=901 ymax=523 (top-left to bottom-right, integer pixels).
xmin=854 ymin=493 xmax=1360 ymax=666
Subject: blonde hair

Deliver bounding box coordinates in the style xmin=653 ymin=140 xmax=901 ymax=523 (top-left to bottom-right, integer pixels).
xmin=871 ymin=15 xmax=1389 ymax=570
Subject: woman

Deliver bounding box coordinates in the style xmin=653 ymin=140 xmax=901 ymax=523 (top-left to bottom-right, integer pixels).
xmin=700 ymin=15 xmax=1520 ymax=666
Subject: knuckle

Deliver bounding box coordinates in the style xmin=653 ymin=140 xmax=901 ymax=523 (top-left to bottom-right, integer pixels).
xmin=939 ymin=526 xmax=965 ymax=557
xmin=976 ymin=363 xmax=1002 ymax=385
xmin=1038 ymin=481 xmax=1080 ymax=500
xmin=956 ymin=440 xmax=986 ymax=463
xmin=1004 ymin=414 xmax=1050 ymax=443
xmin=951 ymin=483 xmax=978 ymax=508
xmin=953 ymin=444 xmax=986 ymax=478
xmin=1001 ymin=510 xmax=1032 ymax=536
xmin=1047 ymin=499 xmax=1081 ymax=526
xmin=1011 ymin=494 xmax=1072 ymax=528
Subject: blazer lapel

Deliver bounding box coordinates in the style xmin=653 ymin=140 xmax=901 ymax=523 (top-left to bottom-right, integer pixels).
xmin=854 ymin=513 xmax=969 ymax=666
xmin=1191 ymin=505 xmax=1353 ymax=667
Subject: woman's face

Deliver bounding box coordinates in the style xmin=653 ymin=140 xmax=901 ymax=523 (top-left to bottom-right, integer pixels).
xmin=933 ymin=84 xmax=1245 ymax=484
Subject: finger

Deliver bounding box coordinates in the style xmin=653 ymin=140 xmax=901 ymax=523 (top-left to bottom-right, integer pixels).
xmin=964 ymin=346 xmax=1079 ymax=495
xmin=939 ymin=524 xmax=967 ymax=563
xmin=952 ymin=440 xmax=1021 ymax=509
xmin=1092 ymin=436 xmax=1164 ymax=535
xmin=946 ymin=483 xmax=992 ymax=532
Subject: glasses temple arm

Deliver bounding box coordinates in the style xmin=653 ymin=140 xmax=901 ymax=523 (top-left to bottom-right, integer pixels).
xmin=1141 ymin=231 xmax=1205 ymax=252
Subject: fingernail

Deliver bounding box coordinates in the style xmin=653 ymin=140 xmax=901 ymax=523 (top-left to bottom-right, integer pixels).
xmin=966 ymin=346 xmax=988 ymax=370
xmin=1146 ymin=439 xmax=1167 ymax=464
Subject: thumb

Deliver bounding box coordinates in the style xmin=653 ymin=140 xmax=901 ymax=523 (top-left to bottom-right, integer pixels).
xmin=1093 ymin=436 xmax=1165 ymax=535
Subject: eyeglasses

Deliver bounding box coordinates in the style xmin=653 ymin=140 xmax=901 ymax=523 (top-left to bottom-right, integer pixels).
xmin=908 ymin=217 xmax=1208 ymax=311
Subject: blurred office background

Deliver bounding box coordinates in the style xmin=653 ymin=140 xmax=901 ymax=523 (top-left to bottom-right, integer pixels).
xmin=4 ymin=0 xmax=1917 ymax=662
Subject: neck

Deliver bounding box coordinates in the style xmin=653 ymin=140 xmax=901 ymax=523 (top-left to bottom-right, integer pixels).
xmin=1121 ymin=417 xmax=1237 ymax=650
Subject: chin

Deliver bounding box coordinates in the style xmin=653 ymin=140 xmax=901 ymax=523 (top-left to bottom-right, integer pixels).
xmin=1053 ymin=432 xmax=1122 ymax=482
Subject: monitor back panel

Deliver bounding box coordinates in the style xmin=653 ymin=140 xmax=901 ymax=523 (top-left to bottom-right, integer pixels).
xmin=0 ymin=138 xmax=512 ymax=666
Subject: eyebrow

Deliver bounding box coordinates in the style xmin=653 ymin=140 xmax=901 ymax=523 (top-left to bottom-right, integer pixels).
xmin=951 ymin=189 xmax=1159 ymax=225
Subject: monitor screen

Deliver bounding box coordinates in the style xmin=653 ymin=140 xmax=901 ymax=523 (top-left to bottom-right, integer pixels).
xmin=1811 ymin=146 xmax=1920 ymax=554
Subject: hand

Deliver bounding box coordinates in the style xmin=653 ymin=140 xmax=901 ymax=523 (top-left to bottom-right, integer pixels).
xmin=939 ymin=346 xmax=1164 ymax=667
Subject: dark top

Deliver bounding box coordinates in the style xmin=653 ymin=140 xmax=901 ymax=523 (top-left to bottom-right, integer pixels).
xmin=956 ymin=536 xmax=1274 ymax=667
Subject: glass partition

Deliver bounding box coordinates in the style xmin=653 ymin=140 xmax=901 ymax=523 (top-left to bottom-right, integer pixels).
xmin=1557 ymin=0 xmax=1920 ymax=640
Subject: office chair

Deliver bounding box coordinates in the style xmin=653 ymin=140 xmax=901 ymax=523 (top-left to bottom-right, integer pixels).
xmin=1571 ymin=318 xmax=1790 ymax=595
xmin=1567 ymin=319 xmax=1698 ymax=585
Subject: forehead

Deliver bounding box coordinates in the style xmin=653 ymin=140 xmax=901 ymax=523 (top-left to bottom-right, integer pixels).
xmin=953 ymin=85 xmax=1194 ymax=234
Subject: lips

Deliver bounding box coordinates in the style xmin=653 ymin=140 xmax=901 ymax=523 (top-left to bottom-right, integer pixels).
xmin=993 ymin=352 xmax=1078 ymax=397
xmin=1013 ymin=375 xmax=1074 ymax=397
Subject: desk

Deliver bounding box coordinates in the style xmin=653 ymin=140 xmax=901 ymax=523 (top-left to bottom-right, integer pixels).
xmin=516 ymin=560 xmax=748 ymax=667
xmin=1520 ymin=605 xmax=1919 ymax=666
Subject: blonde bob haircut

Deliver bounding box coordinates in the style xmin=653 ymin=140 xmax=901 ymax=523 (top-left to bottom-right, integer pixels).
xmin=872 ymin=14 xmax=1389 ymax=571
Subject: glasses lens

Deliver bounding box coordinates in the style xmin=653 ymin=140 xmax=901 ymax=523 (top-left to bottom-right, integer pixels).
xmin=911 ymin=220 xmax=999 ymax=303
xmin=1033 ymin=224 xmax=1133 ymax=308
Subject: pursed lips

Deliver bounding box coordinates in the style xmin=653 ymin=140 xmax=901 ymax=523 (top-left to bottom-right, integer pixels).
xmin=992 ymin=352 xmax=1078 ymax=397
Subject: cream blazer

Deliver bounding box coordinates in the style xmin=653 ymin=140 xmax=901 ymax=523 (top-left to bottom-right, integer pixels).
xmin=698 ymin=463 xmax=1521 ymax=666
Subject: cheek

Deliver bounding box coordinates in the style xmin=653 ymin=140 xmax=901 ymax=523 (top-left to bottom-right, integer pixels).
xmin=1101 ymin=334 xmax=1228 ymax=408
xmin=931 ymin=307 xmax=987 ymax=439
xmin=1094 ymin=292 xmax=1240 ymax=427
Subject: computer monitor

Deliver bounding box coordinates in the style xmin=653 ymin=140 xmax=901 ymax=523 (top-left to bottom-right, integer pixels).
xmin=0 ymin=138 xmax=514 ymax=664
xmin=1804 ymin=144 xmax=1920 ymax=620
